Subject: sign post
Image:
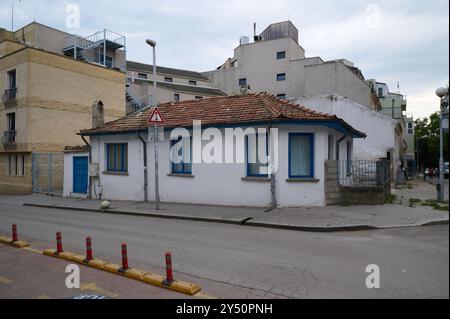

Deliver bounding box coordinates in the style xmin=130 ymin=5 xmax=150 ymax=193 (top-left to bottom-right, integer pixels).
xmin=148 ymin=108 xmax=165 ymax=210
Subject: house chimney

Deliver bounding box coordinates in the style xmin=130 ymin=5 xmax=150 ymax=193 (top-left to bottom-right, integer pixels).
xmin=92 ymin=100 xmax=104 ymax=129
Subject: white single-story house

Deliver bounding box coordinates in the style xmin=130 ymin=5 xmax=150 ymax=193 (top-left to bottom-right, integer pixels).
xmin=66 ymin=93 xmax=365 ymax=207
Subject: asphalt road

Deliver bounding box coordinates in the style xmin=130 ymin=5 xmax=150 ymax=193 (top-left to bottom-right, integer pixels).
xmin=0 ymin=201 xmax=448 ymax=299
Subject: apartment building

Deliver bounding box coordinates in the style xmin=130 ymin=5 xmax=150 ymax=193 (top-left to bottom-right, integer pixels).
xmin=0 ymin=23 xmax=126 ymax=194
xmin=203 ymin=21 xmax=381 ymax=111
xmin=366 ymin=79 xmax=416 ymax=176
xmin=126 ymin=61 xmax=226 ymax=114
xmin=6 ymin=22 xmax=127 ymax=71
xmin=404 ymin=114 xmax=415 ymax=161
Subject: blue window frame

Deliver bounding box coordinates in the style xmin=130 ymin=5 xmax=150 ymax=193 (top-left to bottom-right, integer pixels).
xmin=246 ymin=132 xmax=269 ymax=177
xmin=171 ymin=136 xmax=192 ymax=175
xmin=106 ymin=143 xmax=128 ymax=172
xmin=277 ymin=73 xmax=286 ymax=81
xmin=239 ymin=78 xmax=247 ymax=86
xmin=288 ymin=133 xmax=314 ymax=178
xmin=277 ymin=51 xmax=286 ymax=59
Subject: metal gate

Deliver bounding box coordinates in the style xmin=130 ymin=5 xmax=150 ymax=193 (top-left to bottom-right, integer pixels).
xmin=32 ymin=152 xmax=64 ymax=195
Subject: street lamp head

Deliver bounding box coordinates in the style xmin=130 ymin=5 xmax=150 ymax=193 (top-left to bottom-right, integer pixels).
xmin=146 ymin=39 xmax=157 ymax=48
xmin=435 ymin=87 xmax=448 ymax=98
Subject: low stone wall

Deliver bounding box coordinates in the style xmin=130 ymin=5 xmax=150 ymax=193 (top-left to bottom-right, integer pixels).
xmin=325 ymin=160 xmax=388 ymax=206
xmin=340 ymin=185 xmax=385 ymax=205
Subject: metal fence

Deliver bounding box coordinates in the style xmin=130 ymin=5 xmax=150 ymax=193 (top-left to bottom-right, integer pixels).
xmin=338 ymin=160 xmax=390 ymax=187
xmin=32 ymin=153 xmax=64 ymax=195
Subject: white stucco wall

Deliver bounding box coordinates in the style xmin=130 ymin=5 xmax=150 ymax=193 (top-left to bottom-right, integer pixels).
xmin=86 ymin=124 xmax=350 ymax=207
xmin=296 ymin=95 xmax=397 ymax=161
xmin=63 ymin=151 xmax=89 ymax=198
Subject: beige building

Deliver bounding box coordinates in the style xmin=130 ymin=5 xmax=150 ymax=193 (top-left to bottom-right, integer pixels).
xmin=203 ymin=21 xmax=381 ymax=111
xmin=126 ymin=61 xmax=226 ymax=114
xmin=0 ymin=23 xmax=126 ymax=194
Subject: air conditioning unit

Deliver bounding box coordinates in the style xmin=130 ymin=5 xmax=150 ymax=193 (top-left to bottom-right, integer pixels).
xmin=89 ymin=163 xmax=100 ymax=177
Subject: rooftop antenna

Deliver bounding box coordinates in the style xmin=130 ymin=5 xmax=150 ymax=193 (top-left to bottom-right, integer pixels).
xmin=254 ymin=22 xmax=256 ymax=38
xmin=397 ymin=81 xmax=400 ymax=93
xmin=11 ymin=0 xmax=21 ymax=32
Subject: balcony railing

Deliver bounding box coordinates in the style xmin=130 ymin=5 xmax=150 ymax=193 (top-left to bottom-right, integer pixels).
xmin=2 ymin=130 xmax=16 ymax=143
xmin=3 ymin=88 xmax=17 ymax=102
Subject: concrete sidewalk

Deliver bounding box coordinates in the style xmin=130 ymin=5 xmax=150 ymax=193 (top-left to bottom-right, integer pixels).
xmin=1 ymin=192 xmax=447 ymax=232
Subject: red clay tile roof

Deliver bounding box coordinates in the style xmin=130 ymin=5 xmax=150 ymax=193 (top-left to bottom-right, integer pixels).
xmin=80 ymin=93 xmax=365 ymax=137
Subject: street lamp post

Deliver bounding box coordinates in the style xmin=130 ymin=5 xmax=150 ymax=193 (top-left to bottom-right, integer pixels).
xmin=435 ymin=86 xmax=449 ymax=202
xmin=146 ymin=39 xmax=160 ymax=210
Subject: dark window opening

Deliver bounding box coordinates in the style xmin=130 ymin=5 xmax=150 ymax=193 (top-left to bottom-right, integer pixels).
xmin=277 ymin=51 xmax=286 ymax=59
xmin=277 ymin=73 xmax=286 ymax=81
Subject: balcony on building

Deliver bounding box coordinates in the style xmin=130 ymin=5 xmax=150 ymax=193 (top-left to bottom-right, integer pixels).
xmin=401 ymin=98 xmax=407 ymax=111
xmin=2 ymin=130 xmax=17 ymax=149
xmin=2 ymin=87 xmax=17 ymax=107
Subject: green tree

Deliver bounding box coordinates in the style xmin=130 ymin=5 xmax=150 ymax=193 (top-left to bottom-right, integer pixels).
xmin=415 ymin=112 xmax=449 ymax=170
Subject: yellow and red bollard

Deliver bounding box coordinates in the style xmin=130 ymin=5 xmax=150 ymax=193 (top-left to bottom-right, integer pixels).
xmin=120 ymin=242 xmax=129 ymax=271
xmin=85 ymin=236 xmax=93 ymax=262
xmin=56 ymin=232 xmax=63 ymax=254
xmin=163 ymin=251 xmax=174 ymax=285
xmin=12 ymin=224 xmax=18 ymax=242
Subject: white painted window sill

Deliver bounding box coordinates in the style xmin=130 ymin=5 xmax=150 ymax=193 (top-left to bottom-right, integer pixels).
xmin=102 ymin=171 xmax=129 ymax=176
xmin=167 ymin=173 xmax=195 ymax=178
xmin=241 ymin=176 xmax=270 ymax=182
xmin=286 ymin=178 xmax=320 ymax=183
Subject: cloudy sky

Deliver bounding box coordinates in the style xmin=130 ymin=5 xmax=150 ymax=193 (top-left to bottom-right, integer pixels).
xmin=1 ymin=0 xmax=448 ymax=118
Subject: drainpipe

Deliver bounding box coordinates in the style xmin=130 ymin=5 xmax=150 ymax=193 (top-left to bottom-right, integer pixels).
xmin=269 ymin=122 xmax=277 ymax=210
xmin=81 ymin=135 xmax=92 ymax=199
xmin=335 ymin=131 xmax=350 ymax=160
xmin=138 ymin=134 xmax=148 ymax=202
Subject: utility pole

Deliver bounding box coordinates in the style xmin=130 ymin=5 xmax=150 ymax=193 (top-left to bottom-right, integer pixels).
xmin=146 ymin=39 xmax=160 ymax=210
xmin=435 ymin=87 xmax=449 ymax=202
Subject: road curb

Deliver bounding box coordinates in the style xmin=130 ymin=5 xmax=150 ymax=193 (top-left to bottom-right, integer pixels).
xmin=22 ymin=203 xmax=449 ymax=233
xmin=22 ymin=203 xmax=245 ymax=226
xmin=0 ymin=236 xmax=31 ymax=248
xmin=41 ymin=248 xmax=201 ymax=296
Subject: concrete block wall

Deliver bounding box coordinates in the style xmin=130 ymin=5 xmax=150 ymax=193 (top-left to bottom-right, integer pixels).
xmin=324 ymin=160 xmax=342 ymax=205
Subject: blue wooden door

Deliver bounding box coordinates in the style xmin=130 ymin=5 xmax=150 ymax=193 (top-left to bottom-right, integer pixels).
xmin=73 ymin=156 xmax=88 ymax=194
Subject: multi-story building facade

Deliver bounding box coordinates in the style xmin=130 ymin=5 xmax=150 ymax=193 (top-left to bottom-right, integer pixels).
xmin=125 ymin=61 xmax=226 ymax=114
xmin=203 ymin=21 xmax=381 ymax=111
xmin=366 ymin=79 xmax=415 ymax=175
xmin=0 ymin=23 xmax=126 ymax=194
xmin=404 ymin=114 xmax=415 ymax=161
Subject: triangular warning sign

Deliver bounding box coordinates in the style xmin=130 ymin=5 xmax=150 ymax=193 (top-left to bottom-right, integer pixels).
xmin=148 ymin=108 xmax=165 ymax=125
